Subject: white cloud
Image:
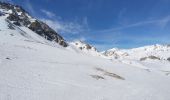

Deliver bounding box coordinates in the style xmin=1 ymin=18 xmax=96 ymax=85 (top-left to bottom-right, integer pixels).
xmin=41 ymin=9 xmax=56 ymax=18
xmin=91 ymin=15 xmax=170 ymax=34
xmin=41 ymin=17 xmax=89 ymax=35
xmin=25 ymin=0 xmax=35 ymax=16
xmin=156 ymin=15 xmax=170 ymax=28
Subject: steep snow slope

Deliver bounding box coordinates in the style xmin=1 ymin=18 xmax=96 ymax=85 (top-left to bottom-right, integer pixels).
xmin=1 ymin=13 xmax=170 ymax=100
xmin=0 ymin=15 xmax=57 ymax=46
xmin=0 ymin=1 xmax=67 ymax=47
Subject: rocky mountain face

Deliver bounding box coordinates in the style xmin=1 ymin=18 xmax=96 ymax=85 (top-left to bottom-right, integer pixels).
xmin=0 ymin=1 xmax=68 ymax=47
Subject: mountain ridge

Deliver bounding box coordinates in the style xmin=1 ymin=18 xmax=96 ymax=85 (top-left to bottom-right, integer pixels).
xmin=0 ymin=1 xmax=68 ymax=47
xmin=103 ymin=44 xmax=170 ymax=61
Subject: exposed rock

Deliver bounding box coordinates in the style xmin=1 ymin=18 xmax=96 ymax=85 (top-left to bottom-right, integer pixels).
xmin=0 ymin=1 xmax=13 ymax=10
xmin=6 ymin=57 xmax=11 ymax=60
xmin=140 ymin=57 xmax=147 ymax=61
xmin=90 ymin=75 xmax=105 ymax=80
xmin=148 ymin=56 xmax=160 ymax=60
xmin=79 ymin=47 xmax=83 ymax=50
xmin=0 ymin=1 xmax=68 ymax=47
xmin=28 ymin=20 xmax=67 ymax=47
xmin=86 ymin=44 xmax=92 ymax=49
xmin=95 ymin=67 xmax=125 ymax=80
xmin=140 ymin=56 xmax=160 ymax=61
xmin=167 ymin=57 xmax=170 ymax=62
xmin=71 ymin=41 xmax=97 ymax=51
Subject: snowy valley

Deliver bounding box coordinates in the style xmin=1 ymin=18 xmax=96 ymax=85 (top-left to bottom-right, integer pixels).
xmin=0 ymin=2 xmax=170 ymax=100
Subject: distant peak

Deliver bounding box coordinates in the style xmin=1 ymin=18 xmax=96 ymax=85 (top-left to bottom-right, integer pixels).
xmin=70 ymin=40 xmax=97 ymax=51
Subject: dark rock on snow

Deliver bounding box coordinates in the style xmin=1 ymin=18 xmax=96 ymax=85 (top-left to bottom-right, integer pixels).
xmin=140 ymin=56 xmax=161 ymax=61
xmin=167 ymin=57 xmax=170 ymax=62
xmin=0 ymin=1 xmax=68 ymax=47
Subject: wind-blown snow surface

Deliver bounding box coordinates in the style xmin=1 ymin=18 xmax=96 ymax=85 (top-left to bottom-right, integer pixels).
xmin=0 ymin=16 xmax=170 ymax=100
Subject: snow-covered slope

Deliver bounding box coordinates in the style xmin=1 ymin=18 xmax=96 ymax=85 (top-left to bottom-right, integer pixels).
xmin=1 ymin=1 xmax=170 ymax=100
xmin=1 ymin=11 xmax=170 ymax=100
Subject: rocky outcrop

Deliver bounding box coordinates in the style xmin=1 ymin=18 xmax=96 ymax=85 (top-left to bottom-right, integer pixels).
xmin=0 ymin=1 xmax=68 ymax=47
xmin=71 ymin=41 xmax=97 ymax=51
xmin=29 ymin=21 xmax=67 ymax=47
xmin=167 ymin=44 xmax=170 ymax=47
xmin=140 ymin=56 xmax=161 ymax=61
xmin=167 ymin=57 xmax=170 ymax=62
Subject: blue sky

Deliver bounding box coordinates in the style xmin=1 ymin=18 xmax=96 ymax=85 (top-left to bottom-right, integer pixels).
xmin=2 ymin=0 xmax=170 ymax=50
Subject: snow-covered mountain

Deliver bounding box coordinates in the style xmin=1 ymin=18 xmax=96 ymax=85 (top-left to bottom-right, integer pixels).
xmin=70 ymin=41 xmax=97 ymax=51
xmin=69 ymin=41 xmax=110 ymax=58
xmin=103 ymin=44 xmax=170 ymax=61
xmin=1 ymin=1 xmax=170 ymax=100
xmin=69 ymin=40 xmax=105 ymax=56
xmin=0 ymin=1 xmax=67 ymax=47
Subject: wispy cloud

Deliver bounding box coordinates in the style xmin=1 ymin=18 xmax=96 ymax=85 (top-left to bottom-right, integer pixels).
xmin=41 ymin=9 xmax=56 ymax=18
xmin=84 ymin=15 xmax=170 ymax=50
xmin=156 ymin=15 xmax=170 ymax=28
xmin=25 ymin=0 xmax=35 ymax=16
xmin=92 ymin=15 xmax=170 ymax=34
xmin=118 ymin=8 xmax=127 ymax=19
xmin=41 ymin=15 xmax=170 ymax=50
xmin=40 ymin=17 xmax=89 ymax=35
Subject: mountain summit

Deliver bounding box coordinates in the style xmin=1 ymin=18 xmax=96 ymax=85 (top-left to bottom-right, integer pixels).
xmin=0 ymin=1 xmax=68 ymax=47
